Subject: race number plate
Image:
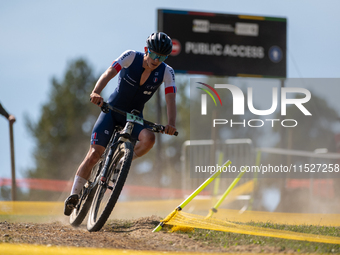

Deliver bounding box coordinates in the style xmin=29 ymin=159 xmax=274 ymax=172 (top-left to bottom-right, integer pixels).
xmin=126 ymin=113 xmax=144 ymax=125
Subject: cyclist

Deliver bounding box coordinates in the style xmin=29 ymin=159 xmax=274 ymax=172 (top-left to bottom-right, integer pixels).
xmin=64 ymin=32 xmax=177 ymax=216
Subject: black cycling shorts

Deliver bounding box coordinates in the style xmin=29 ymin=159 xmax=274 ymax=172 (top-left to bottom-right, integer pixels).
xmin=90 ymin=109 xmax=145 ymax=148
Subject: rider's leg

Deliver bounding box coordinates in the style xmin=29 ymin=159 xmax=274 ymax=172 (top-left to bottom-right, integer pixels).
xmin=65 ymin=108 xmax=114 ymax=216
xmin=70 ymin=144 xmax=106 ymax=195
xmin=72 ymin=108 xmax=114 ymax=186
xmin=133 ymin=129 xmax=155 ymax=160
xmin=64 ymin=144 xmax=106 ymax=216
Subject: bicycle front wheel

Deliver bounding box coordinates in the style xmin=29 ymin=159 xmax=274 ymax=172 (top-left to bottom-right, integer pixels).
xmin=87 ymin=141 xmax=133 ymax=232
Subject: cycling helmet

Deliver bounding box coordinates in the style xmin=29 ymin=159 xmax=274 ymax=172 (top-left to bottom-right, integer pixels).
xmin=146 ymin=32 xmax=173 ymax=55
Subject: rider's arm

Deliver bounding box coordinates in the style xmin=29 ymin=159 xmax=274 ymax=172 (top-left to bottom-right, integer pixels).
xmin=165 ymin=93 xmax=177 ymax=134
xmin=0 ymin=103 xmax=10 ymax=119
xmin=90 ymin=50 xmax=136 ymax=107
xmin=90 ymin=67 xmax=118 ymax=107
xmin=0 ymin=103 xmax=16 ymax=124
xmin=163 ymin=66 xmax=177 ymax=135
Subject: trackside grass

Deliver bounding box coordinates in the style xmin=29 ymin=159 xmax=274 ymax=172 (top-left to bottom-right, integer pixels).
xmin=173 ymin=222 xmax=340 ymax=253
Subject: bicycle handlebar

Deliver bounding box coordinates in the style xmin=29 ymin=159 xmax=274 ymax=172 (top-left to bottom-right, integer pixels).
xmin=100 ymin=102 xmax=178 ymax=136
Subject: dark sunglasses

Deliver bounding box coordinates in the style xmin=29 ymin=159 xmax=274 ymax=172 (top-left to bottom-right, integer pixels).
xmin=147 ymin=49 xmax=168 ymax=62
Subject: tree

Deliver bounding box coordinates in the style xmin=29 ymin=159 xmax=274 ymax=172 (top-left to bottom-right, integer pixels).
xmin=25 ymin=59 xmax=100 ymax=199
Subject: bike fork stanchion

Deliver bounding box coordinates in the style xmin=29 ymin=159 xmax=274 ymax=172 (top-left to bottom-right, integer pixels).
xmin=100 ymin=141 xmax=120 ymax=184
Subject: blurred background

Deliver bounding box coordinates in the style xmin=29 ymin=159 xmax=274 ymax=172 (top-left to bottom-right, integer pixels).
xmin=1 ymin=0 xmax=340 ymax=215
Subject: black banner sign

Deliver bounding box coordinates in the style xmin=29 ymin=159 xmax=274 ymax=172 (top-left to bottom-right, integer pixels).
xmin=158 ymin=9 xmax=287 ymax=78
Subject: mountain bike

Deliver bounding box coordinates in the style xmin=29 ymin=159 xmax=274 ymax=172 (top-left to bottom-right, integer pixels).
xmin=69 ymin=102 xmax=178 ymax=232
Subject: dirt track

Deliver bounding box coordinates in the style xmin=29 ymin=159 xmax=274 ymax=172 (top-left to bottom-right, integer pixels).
xmin=0 ymin=216 xmax=296 ymax=253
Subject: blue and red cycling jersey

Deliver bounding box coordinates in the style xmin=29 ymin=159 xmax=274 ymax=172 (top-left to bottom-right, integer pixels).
xmin=91 ymin=50 xmax=176 ymax=147
xmin=110 ymin=50 xmax=176 ymax=112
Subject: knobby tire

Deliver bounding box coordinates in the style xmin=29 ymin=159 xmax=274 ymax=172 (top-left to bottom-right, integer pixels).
xmin=87 ymin=141 xmax=133 ymax=232
xmin=69 ymin=162 xmax=102 ymax=227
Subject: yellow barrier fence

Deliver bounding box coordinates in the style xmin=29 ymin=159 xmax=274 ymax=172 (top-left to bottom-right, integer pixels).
xmin=165 ymin=210 xmax=340 ymax=245
xmin=213 ymin=209 xmax=340 ymax=227
xmin=0 ymin=243 xmax=212 ymax=255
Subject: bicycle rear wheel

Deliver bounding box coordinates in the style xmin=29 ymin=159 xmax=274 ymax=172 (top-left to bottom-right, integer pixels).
xmin=87 ymin=141 xmax=133 ymax=232
xmin=69 ymin=160 xmax=102 ymax=227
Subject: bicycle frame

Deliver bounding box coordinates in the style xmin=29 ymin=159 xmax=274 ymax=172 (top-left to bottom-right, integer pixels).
xmin=93 ymin=102 xmax=177 ymax=189
xmin=72 ymin=101 xmax=178 ymax=231
xmin=99 ymin=116 xmax=137 ymax=185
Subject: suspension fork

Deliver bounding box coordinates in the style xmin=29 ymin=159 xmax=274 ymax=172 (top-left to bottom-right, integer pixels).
xmin=100 ymin=141 xmax=120 ymax=184
xmin=99 ymin=129 xmax=122 ymax=184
